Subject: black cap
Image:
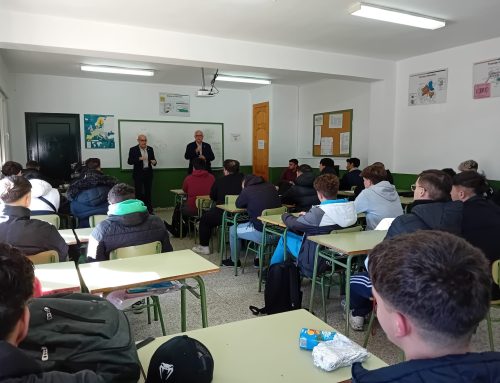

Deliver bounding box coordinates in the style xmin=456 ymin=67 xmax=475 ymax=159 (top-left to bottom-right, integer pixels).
xmin=146 ymin=335 xmax=214 ymax=383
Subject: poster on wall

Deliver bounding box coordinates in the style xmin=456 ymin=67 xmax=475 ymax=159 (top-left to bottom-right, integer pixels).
xmin=84 ymin=114 xmax=115 ymax=149
xmin=159 ymin=93 xmax=190 ymax=116
xmin=473 ymin=58 xmax=500 ymax=99
xmin=408 ymin=69 xmax=448 ymax=106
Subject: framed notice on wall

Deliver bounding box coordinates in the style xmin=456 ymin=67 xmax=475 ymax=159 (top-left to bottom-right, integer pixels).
xmin=312 ymin=109 xmax=352 ymax=157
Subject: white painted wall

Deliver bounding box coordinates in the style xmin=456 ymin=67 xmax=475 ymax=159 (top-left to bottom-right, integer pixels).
xmin=0 ymin=53 xmax=11 ymax=96
xmin=9 ymin=74 xmax=252 ymax=167
xmin=395 ymin=36 xmax=500 ymax=180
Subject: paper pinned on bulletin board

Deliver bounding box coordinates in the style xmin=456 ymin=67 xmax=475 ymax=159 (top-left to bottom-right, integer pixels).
xmin=329 ymin=113 xmax=343 ymax=129
xmin=314 ymin=126 xmax=321 ymax=145
xmin=320 ymin=137 xmax=333 ymax=155
xmin=314 ymin=114 xmax=324 ymax=125
xmin=258 ymin=140 xmax=265 ymax=149
xmin=340 ymin=132 xmax=350 ymax=155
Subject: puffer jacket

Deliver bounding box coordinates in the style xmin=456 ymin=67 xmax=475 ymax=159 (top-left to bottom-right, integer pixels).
xmin=28 ymin=178 xmax=60 ymax=214
xmin=281 ymin=171 xmax=319 ymax=211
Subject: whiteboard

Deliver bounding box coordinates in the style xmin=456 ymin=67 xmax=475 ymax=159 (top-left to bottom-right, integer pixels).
xmin=119 ymin=120 xmax=224 ymax=169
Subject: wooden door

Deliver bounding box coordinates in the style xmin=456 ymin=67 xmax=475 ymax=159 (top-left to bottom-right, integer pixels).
xmin=25 ymin=113 xmax=81 ymax=183
xmin=252 ymin=102 xmax=269 ymax=180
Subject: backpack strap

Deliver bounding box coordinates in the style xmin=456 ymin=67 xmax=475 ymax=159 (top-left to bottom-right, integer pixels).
xmin=37 ymin=196 xmax=57 ymax=212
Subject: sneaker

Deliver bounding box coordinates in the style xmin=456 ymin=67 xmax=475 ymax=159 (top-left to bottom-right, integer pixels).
xmin=349 ymin=310 xmax=365 ymax=331
xmin=192 ymin=245 xmax=210 ymax=255
xmin=131 ymin=299 xmax=145 ymax=314
xmin=221 ymin=259 xmax=241 ymax=267
xmin=253 ymin=257 xmax=260 ymax=268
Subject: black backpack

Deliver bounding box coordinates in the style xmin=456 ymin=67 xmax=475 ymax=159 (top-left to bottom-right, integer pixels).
xmin=19 ymin=293 xmax=140 ymax=383
xmin=168 ymin=203 xmax=188 ymax=238
xmin=249 ymin=260 xmax=302 ymax=315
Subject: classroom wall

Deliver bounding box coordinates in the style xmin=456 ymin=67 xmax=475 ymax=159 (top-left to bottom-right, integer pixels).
xmin=0 ymin=54 xmax=11 ymax=96
xmin=394 ymin=36 xmax=500 ymax=180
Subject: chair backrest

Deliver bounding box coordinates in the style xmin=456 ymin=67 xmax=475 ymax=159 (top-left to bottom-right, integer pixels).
xmin=109 ymin=241 xmax=162 ymax=260
xmin=89 ymin=214 xmax=108 ymax=228
xmin=493 ymin=260 xmax=500 ymax=287
xmin=31 ymin=214 xmax=60 ymax=229
xmin=262 ymin=206 xmax=287 ymax=216
xmin=225 ymin=195 xmax=238 ymax=204
xmin=28 ymin=250 xmax=59 ymax=265
xmin=330 ymin=225 xmax=363 ymax=234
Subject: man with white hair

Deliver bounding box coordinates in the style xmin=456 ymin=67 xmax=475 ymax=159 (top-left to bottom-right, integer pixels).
xmin=184 ymin=130 xmax=215 ymax=174
xmin=128 ymin=134 xmax=157 ymax=213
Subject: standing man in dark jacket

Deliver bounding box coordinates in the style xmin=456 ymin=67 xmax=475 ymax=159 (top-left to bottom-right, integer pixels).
xmin=281 ymin=164 xmax=319 ymax=211
xmin=226 ymin=175 xmax=281 ymax=267
xmin=0 ymin=243 xmax=105 ymax=383
xmin=0 ymin=176 xmax=68 ymax=261
xmin=86 ymin=183 xmax=172 ymax=262
xmin=352 ymin=231 xmax=500 ymax=383
xmin=184 ymin=130 xmax=215 ymax=174
xmin=192 ymin=159 xmax=243 ymax=256
xmin=128 ymin=134 xmax=157 ymax=213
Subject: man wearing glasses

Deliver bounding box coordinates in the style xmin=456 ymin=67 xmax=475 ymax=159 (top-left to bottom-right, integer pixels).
xmin=128 ymin=134 xmax=157 ymax=213
xmin=184 ymin=130 xmax=215 ymax=174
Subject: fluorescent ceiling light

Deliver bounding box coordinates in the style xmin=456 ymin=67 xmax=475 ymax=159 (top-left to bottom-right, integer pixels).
xmin=217 ymin=75 xmax=271 ymax=85
xmin=81 ymin=65 xmax=154 ymax=76
xmin=350 ymin=2 xmax=446 ymax=30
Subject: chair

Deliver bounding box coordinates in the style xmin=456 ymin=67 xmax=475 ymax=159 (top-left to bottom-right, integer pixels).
xmin=31 ymin=214 xmax=60 ymax=229
xmin=109 ymin=241 xmax=167 ymax=336
xmin=190 ymin=197 xmax=213 ymax=242
xmin=89 ymin=214 xmax=107 ymax=228
xmin=28 ymin=250 xmax=59 ymax=265
xmin=486 ymin=260 xmax=500 ymax=351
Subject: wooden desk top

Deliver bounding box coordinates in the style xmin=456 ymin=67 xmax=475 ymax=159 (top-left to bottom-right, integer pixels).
xmin=337 ymin=190 xmax=355 ymax=197
xmin=170 ymin=189 xmax=185 ymax=195
xmin=216 ymin=203 xmax=246 ymax=213
xmin=78 ymin=249 xmax=219 ymax=294
xmin=58 ymin=228 xmax=93 ymax=245
xmin=309 ymin=230 xmax=387 ymax=255
xmin=137 ymin=309 xmax=386 ymax=383
xmin=196 ymin=195 xmax=211 ymax=200
xmin=34 ymin=261 xmax=81 ymax=295
xmin=259 ymin=213 xmax=365 ymax=228
xmin=399 ymin=196 xmax=414 ymax=205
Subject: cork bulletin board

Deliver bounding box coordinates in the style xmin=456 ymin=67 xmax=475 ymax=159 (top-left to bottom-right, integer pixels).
xmin=312 ymin=109 xmax=352 ymax=157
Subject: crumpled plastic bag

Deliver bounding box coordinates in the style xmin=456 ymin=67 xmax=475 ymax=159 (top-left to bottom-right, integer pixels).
xmin=312 ymin=332 xmax=368 ymax=371
xmin=106 ymin=281 xmax=182 ymax=310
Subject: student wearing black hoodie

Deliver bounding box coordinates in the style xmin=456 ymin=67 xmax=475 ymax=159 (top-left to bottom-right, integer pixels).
xmin=281 ymin=164 xmax=319 ymax=211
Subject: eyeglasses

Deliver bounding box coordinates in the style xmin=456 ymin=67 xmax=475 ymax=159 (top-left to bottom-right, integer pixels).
xmin=410 ymin=183 xmax=425 ymax=192
xmin=139 ymin=139 xmax=147 ymax=142
xmin=195 ymin=134 xmax=203 ymax=137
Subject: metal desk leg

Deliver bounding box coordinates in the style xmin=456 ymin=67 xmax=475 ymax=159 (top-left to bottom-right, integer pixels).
xmin=308 ymin=244 xmax=320 ymax=316
xmin=180 ymin=282 xmax=187 ymax=332
xmin=192 ymin=276 xmax=208 ymax=328
xmin=219 ymin=211 xmax=228 ymax=265
xmin=344 ymin=256 xmax=353 ymax=336
xmin=232 ymin=213 xmax=240 ymax=277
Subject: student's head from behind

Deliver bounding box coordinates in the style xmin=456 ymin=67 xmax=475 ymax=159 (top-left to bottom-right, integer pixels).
xmin=108 ymin=183 xmax=135 ymax=204
xmin=451 ymin=171 xmax=490 ymax=202
xmin=223 ymin=159 xmax=240 ymax=175
xmin=1 ymin=161 xmax=23 ymax=177
xmin=0 ymin=243 xmax=34 ymax=346
xmin=313 ymin=174 xmax=339 ymax=201
xmin=85 ymin=158 xmax=101 ymax=171
xmin=319 ymin=158 xmax=334 ymax=172
xmin=297 ymin=164 xmax=312 ymax=177
xmin=458 ymin=159 xmax=478 ymax=172
xmin=194 ymin=130 xmax=204 ymax=144
xmin=192 ymin=157 xmax=206 ymax=171
xmin=288 ymin=159 xmax=298 ymax=171
xmin=413 ymin=169 xmax=452 ymax=201
xmin=441 ymin=168 xmax=456 ymax=178
xmin=25 ymin=160 xmax=40 ymax=170
xmin=368 ymin=231 xmax=490 ymax=357
xmin=360 ymin=164 xmax=387 ymax=188
xmin=0 ymin=176 xmax=32 ymax=207
xmin=346 ymin=157 xmax=360 ymax=170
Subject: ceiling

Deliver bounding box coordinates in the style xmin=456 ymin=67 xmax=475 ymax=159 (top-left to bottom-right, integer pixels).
xmin=2 ymin=0 xmax=500 ymax=88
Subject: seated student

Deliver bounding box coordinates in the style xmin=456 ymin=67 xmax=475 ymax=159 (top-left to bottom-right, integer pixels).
xmin=458 ymin=159 xmax=479 ymax=172
xmin=351 ymin=231 xmax=500 ymax=382
xmin=87 ymin=183 xmax=172 ymax=262
xmin=319 ymin=158 xmax=338 ymax=176
xmin=192 ymin=159 xmax=243 ymax=256
xmin=181 ymin=157 xmax=215 ymax=217
xmin=281 ymin=164 xmax=319 ymax=211
xmin=1 ymin=161 xmax=22 ymax=177
xmin=0 ymin=176 xmax=68 ymax=261
xmin=349 ymin=169 xmax=462 ymax=330
xmin=372 ymin=161 xmax=394 ymax=184
xmin=23 ymin=171 xmax=61 ymax=216
xmin=0 ymin=244 xmax=105 ymax=382
xmin=354 ymin=164 xmax=403 ymax=230
xmin=277 ymin=158 xmax=298 ymax=194
xmin=227 ymin=174 xmax=281 ymax=267
xmin=67 ymin=158 xmax=117 ymax=228
xmin=451 ymin=171 xmax=500 ymax=300
xmin=339 ymin=157 xmax=364 ymax=195
xmin=269 ymin=174 xmax=357 ymax=277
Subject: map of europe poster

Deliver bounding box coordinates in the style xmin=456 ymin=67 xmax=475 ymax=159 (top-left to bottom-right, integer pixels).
xmin=84 ymin=114 xmax=115 ymax=149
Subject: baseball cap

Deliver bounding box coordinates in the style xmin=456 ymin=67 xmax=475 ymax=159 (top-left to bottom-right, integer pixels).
xmin=145 ymin=335 xmax=214 ymax=383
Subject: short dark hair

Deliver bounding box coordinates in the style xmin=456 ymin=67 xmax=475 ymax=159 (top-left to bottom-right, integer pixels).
xmin=360 ymin=164 xmax=387 ymax=184
xmin=453 ymin=171 xmax=490 ymax=196
xmin=369 ymin=231 xmax=490 ymax=347
xmin=223 ymin=159 xmax=240 ymax=174
xmin=313 ymin=174 xmax=339 ymax=199
xmin=25 ymin=160 xmax=40 ymax=170
xmin=418 ymin=169 xmax=452 ymax=200
xmin=85 ymin=158 xmax=101 ymax=170
xmin=192 ymin=157 xmax=206 ymax=171
xmin=458 ymin=159 xmax=478 ymax=172
xmin=298 ymin=164 xmax=312 ymax=173
xmin=1 ymin=161 xmax=23 ymax=177
xmin=347 ymin=158 xmax=360 ymax=168
xmin=0 ymin=176 xmax=32 ymax=203
xmin=441 ymin=168 xmax=456 ymax=178
xmin=0 ymin=243 xmax=34 ymax=340
xmin=108 ymin=183 xmax=135 ymax=204
xmin=320 ymin=158 xmax=335 ymax=168
xmin=289 ymin=159 xmax=298 ymax=165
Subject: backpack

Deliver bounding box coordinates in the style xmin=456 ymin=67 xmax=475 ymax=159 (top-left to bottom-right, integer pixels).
xmin=249 ymin=260 xmax=302 ymax=315
xmin=19 ymin=293 xmax=140 ymax=383
xmin=169 ymin=203 xmax=188 ymax=238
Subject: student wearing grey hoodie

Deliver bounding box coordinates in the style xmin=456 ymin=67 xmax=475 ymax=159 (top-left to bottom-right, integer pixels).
xmin=354 ymin=164 xmax=403 ymax=230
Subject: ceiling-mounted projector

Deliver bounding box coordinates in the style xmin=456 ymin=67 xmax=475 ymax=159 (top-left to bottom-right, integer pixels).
xmin=196 ymin=68 xmax=218 ymax=97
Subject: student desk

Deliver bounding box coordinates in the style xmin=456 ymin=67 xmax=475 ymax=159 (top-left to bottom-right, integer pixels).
xmin=338 ymin=190 xmax=355 ymax=198
xmin=78 ymin=250 xmax=219 ymax=331
xmin=137 ymin=309 xmax=387 ymax=383
xmin=34 ymin=261 xmax=81 ymax=295
xmin=216 ymin=203 xmax=248 ymax=276
xmin=170 ymin=188 xmax=186 ymax=238
xmin=399 ymin=196 xmax=414 ymax=212
xmin=58 ymin=228 xmax=93 ymax=245
xmin=308 ymin=230 xmax=387 ymax=335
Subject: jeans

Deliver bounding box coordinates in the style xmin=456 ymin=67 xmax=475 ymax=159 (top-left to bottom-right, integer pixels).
xmin=229 ymin=222 xmax=263 ymax=261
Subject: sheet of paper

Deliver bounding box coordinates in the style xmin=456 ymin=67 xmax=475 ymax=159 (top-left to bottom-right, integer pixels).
xmin=329 ymin=113 xmax=343 ymax=129
xmin=340 ymin=132 xmax=350 ymax=154
xmin=314 ymin=126 xmax=322 ymax=145
xmin=314 ymin=114 xmax=323 ymax=126
xmin=258 ymin=139 xmax=265 ymax=149
xmin=320 ymin=137 xmax=333 ymax=155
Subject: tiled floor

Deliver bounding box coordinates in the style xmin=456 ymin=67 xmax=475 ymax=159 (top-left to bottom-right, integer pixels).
xmin=127 ymin=208 xmax=500 ymax=366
